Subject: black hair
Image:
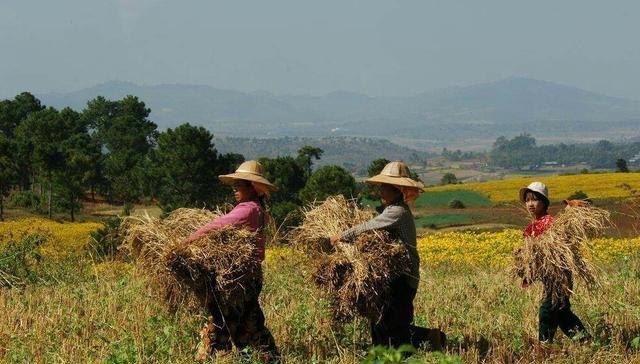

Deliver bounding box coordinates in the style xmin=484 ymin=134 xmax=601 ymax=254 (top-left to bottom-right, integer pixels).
xmin=525 ymin=190 xmax=549 ymax=211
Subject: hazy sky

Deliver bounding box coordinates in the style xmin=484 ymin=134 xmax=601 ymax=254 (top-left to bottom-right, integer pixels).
xmin=2 ymin=0 xmax=639 ymax=99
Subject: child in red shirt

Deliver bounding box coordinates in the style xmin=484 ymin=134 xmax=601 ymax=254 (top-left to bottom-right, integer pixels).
xmin=519 ymin=182 xmax=588 ymax=343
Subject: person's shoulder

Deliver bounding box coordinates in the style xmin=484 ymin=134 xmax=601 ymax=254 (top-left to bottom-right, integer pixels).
xmin=383 ymin=203 xmax=410 ymax=216
xmin=239 ymin=200 xmax=264 ymax=213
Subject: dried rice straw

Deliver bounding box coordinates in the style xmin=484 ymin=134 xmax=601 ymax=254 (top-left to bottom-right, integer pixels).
xmin=119 ymin=208 xmax=260 ymax=312
xmin=514 ymin=205 xmax=611 ymax=305
xmin=293 ymin=195 xmax=410 ymax=322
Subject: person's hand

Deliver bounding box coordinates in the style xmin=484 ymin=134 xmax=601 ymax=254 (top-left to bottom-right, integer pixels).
xmin=563 ymin=199 xmax=589 ymax=208
xmin=329 ymin=235 xmax=341 ymax=245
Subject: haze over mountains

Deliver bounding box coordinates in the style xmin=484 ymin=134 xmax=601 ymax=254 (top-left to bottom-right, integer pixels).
xmin=39 ymin=77 xmax=640 ymax=150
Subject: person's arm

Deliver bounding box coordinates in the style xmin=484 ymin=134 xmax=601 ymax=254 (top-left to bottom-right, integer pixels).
xmin=183 ymin=204 xmax=249 ymax=243
xmin=338 ymin=205 xmax=404 ymax=241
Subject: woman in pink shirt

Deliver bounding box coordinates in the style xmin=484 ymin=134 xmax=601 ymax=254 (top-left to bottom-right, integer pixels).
xmin=185 ymin=160 xmax=279 ymax=361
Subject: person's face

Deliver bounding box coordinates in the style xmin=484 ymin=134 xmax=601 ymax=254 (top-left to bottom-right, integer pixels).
xmin=525 ymin=191 xmax=547 ymax=218
xmin=232 ymin=180 xmax=256 ymax=202
xmin=379 ymin=184 xmax=402 ymax=205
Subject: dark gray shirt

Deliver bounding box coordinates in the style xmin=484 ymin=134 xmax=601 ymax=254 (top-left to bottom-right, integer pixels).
xmin=340 ymin=201 xmax=420 ymax=288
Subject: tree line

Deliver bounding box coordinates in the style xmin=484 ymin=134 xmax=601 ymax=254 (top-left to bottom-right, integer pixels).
xmin=489 ymin=134 xmax=640 ymax=170
xmin=0 ymin=92 xmax=369 ymax=223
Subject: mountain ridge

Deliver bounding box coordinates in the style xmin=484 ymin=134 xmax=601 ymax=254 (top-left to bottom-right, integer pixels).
xmin=38 ymin=77 xmax=640 ymax=141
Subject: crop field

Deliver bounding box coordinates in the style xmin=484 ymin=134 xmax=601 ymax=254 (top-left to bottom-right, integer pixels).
xmin=2 ymin=218 xmax=640 ymax=363
xmin=427 ymin=172 xmax=640 ymax=203
xmin=415 ymin=191 xmax=491 ymax=208
xmin=414 ymin=213 xmax=482 ymax=229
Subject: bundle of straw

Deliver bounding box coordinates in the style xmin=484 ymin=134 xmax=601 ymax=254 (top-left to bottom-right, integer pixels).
xmin=294 ymin=196 xmax=410 ymax=322
xmin=162 ymin=226 xmax=260 ymax=307
xmin=119 ymin=208 xmax=260 ymax=312
xmin=514 ymin=205 xmax=610 ymax=305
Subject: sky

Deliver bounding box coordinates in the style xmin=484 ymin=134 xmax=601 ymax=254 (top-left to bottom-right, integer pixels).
xmin=1 ymin=0 xmax=639 ymax=99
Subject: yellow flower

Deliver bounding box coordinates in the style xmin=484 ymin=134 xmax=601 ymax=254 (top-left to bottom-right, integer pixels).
xmin=426 ymin=172 xmax=640 ymax=203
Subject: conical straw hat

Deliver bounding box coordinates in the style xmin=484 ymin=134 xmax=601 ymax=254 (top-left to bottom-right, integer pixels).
xmin=219 ymin=160 xmax=278 ymax=191
xmin=365 ymin=161 xmax=424 ymax=189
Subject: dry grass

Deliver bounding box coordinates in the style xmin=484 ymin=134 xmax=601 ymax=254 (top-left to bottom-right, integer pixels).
xmin=293 ymin=196 xmax=411 ymax=322
xmin=514 ymin=206 xmax=611 ymax=304
xmin=119 ymin=208 xmax=260 ymax=313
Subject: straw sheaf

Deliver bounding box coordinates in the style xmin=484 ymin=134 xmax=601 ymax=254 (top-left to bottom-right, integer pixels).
xmin=294 ymin=195 xmax=411 ymax=322
xmin=513 ymin=206 xmax=611 ymax=305
xmin=119 ymin=208 xmax=260 ymax=312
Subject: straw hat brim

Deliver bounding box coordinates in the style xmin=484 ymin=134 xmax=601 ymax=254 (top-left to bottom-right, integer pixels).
xmin=365 ymin=174 xmax=424 ymax=189
xmin=519 ymin=188 xmax=548 ymax=204
xmin=219 ymin=172 xmax=279 ymax=192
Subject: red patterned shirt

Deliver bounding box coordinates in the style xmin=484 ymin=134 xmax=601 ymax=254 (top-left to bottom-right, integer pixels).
xmin=524 ymin=214 xmax=555 ymax=237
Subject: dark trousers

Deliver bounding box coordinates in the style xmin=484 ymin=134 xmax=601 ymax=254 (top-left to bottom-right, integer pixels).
xmin=371 ymin=276 xmax=417 ymax=347
xmin=206 ymin=280 xmax=279 ymax=358
xmin=539 ymin=295 xmax=587 ymax=342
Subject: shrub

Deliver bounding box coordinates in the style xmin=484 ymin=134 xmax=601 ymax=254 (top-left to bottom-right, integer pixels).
xmin=0 ymin=234 xmax=46 ymax=287
xmin=448 ymin=199 xmax=466 ymax=209
xmin=7 ymin=191 xmax=40 ymax=209
xmin=567 ymin=190 xmax=590 ymax=202
xmin=87 ymin=217 xmax=124 ymax=262
xmin=269 ymin=201 xmax=302 ymax=228
xmin=441 ymin=173 xmax=458 ymax=185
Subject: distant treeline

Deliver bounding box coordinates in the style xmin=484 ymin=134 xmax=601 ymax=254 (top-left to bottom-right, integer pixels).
xmin=215 ymin=136 xmax=433 ymax=176
xmin=489 ymin=134 xmax=640 ymax=170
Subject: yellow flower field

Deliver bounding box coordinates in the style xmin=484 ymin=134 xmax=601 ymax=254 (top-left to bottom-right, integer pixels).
xmin=417 ymin=229 xmax=640 ymax=268
xmin=0 ymin=218 xmax=103 ymax=259
xmin=3 ymin=218 xmax=639 ymax=268
xmin=426 ymin=172 xmax=640 ymax=203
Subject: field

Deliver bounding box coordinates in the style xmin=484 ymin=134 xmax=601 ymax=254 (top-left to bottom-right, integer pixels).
xmin=415 ymin=191 xmax=491 ymax=208
xmin=427 ymin=172 xmax=640 ymax=203
xmin=2 ymin=218 xmax=640 ymax=363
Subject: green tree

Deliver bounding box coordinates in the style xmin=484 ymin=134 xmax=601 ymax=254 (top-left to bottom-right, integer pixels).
xmin=360 ymin=158 xmax=390 ymax=201
xmin=1 ymin=93 xmax=45 ymax=191
xmin=299 ymin=165 xmax=356 ymax=202
xmin=15 ymin=108 xmax=69 ymax=218
xmin=490 ymin=134 xmax=539 ymax=170
xmin=259 ymin=156 xmax=306 ymax=203
xmin=296 ymin=145 xmax=324 ymax=179
xmin=154 ymin=124 xmax=221 ymax=212
xmin=0 ymin=134 xmax=17 ymax=220
xmin=616 ymin=159 xmax=629 ymax=173
xmin=368 ymin=158 xmax=390 ymax=177
xmin=56 ymin=133 xmax=95 ymax=221
xmin=0 ymin=92 xmax=44 ymax=137
xmin=259 ymin=156 xmax=307 ymax=226
xmin=84 ymin=95 xmax=158 ymax=203
xmin=441 ymin=172 xmax=458 ymax=185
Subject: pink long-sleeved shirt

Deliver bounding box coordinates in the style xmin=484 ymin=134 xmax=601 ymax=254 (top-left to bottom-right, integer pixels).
xmin=184 ymin=200 xmax=267 ymax=261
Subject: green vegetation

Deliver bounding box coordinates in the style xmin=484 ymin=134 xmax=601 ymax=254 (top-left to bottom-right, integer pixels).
xmin=414 ymin=213 xmax=480 ymax=229
xmin=447 ymin=199 xmax=465 ymax=209
xmin=415 ymin=191 xmax=491 ymax=208
xmin=491 ymin=134 xmax=640 ymax=170
xmin=3 ymin=234 xmax=639 ymax=363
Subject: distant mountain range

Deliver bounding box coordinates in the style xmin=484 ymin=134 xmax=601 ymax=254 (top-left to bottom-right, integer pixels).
xmin=38 ymin=77 xmax=640 ymax=147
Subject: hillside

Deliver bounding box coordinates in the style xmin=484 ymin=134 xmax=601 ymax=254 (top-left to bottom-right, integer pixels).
xmin=38 ymin=78 xmax=640 ymax=146
xmin=214 ymin=136 xmax=432 ymax=175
